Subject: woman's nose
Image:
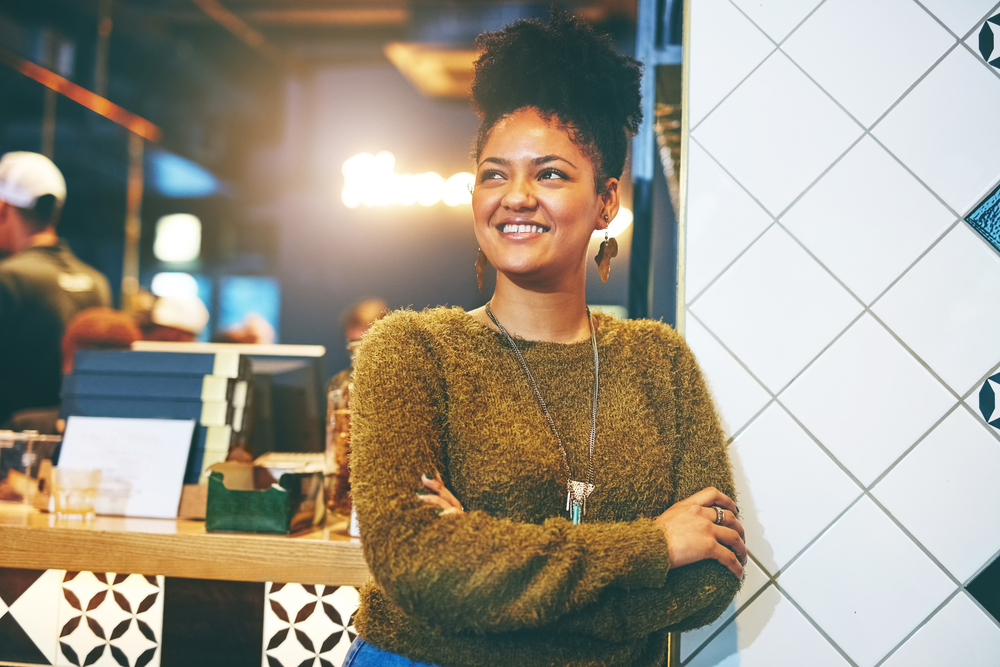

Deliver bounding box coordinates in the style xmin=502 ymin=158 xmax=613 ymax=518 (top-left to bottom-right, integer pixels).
xmin=501 ymin=177 xmax=536 ymax=210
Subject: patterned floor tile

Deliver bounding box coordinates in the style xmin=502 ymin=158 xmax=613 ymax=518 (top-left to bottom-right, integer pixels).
xmin=55 ymin=572 xmax=163 ymax=667
xmin=262 ymin=583 xmax=359 ymax=667
xmin=0 ymin=567 xmax=63 ymax=665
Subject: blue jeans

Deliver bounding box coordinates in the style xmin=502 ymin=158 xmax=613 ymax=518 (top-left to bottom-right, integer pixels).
xmin=342 ymin=638 xmax=440 ymax=667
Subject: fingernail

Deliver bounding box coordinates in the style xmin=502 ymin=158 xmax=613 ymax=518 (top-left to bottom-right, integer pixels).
xmin=435 ymin=508 xmax=443 ymax=515
xmin=424 ymin=472 xmax=436 ymax=481
xmin=415 ymin=490 xmax=428 ymax=496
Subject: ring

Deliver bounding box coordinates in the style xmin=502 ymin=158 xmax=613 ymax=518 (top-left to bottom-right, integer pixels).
xmin=714 ymin=507 xmax=725 ymax=525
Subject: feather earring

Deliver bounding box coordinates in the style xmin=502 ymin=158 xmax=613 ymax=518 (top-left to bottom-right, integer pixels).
xmin=476 ymin=248 xmax=488 ymax=292
xmin=595 ymin=215 xmax=617 ymax=283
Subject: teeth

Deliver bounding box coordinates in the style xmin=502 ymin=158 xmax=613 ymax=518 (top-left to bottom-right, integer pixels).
xmin=502 ymin=224 xmax=545 ymax=233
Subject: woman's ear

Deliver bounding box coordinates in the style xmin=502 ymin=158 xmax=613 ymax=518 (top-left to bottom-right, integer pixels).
xmin=599 ymin=178 xmax=621 ymax=229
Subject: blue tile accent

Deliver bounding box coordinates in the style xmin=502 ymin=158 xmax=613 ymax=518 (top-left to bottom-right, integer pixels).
xmin=965 ymin=181 xmax=1000 ymax=254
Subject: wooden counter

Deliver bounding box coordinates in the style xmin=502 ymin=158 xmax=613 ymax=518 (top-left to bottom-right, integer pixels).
xmin=0 ymin=501 xmax=370 ymax=586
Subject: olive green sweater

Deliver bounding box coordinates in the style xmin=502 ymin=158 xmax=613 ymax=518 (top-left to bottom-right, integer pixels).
xmin=351 ymin=307 xmax=740 ymax=667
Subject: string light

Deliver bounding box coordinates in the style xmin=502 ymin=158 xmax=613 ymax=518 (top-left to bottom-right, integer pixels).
xmin=342 ymin=151 xmax=474 ymax=208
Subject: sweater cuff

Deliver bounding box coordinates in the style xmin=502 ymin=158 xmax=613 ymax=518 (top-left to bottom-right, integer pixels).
xmin=610 ymin=518 xmax=672 ymax=589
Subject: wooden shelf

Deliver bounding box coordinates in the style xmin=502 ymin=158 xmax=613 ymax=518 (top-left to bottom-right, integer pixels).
xmin=0 ymin=502 xmax=369 ymax=586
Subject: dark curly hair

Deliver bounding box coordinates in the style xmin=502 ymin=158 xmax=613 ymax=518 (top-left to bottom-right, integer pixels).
xmin=471 ymin=12 xmax=643 ymax=194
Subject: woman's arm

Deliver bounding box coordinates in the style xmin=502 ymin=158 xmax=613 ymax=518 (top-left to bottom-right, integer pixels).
xmin=351 ymin=312 xmax=674 ymax=635
xmin=545 ymin=330 xmax=744 ymax=640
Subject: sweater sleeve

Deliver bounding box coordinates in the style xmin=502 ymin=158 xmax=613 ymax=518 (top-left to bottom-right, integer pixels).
xmin=544 ymin=328 xmax=742 ymax=641
xmin=350 ymin=313 xmax=674 ymax=635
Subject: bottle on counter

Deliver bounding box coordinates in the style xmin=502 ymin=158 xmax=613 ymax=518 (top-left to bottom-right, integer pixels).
xmin=325 ymin=341 xmax=361 ymax=528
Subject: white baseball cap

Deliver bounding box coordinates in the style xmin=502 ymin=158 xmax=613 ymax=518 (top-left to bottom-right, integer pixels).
xmin=151 ymin=295 xmax=210 ymax=335
xmin=0 ymin=152 xmax=67 ymax=208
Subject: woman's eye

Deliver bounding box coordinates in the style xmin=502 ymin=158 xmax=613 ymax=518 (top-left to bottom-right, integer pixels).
xmin=539 ymin=169 xmax=567 ymax=181
xmin=479 ymin=170 xmax=503 ymax=182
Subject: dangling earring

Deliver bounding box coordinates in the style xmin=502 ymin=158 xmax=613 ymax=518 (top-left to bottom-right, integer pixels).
xmin=595 ymin=214 xmax=618 ymax=283
xmin=476 ymin=247 xmax=488 ymax=292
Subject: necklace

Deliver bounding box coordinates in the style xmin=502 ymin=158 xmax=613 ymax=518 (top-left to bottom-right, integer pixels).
xmin=485 ymin=303 xmax=599 ymax=525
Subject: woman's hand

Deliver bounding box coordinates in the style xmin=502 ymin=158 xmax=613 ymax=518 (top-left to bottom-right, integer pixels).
xmin=654 ymin=487 xmax=746 ymax=580
xmin=416 ymin=473 xmax=465 ymax=515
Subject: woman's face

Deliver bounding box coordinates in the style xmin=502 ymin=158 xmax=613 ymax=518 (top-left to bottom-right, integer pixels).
xmin=472 ymin=107 xmax=617 ymax=286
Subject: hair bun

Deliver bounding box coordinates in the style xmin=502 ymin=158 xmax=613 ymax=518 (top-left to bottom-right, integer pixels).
xmin=472 ymin=12 xmax=643 ymax=134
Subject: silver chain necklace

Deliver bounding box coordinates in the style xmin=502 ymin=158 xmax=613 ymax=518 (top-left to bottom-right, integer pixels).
xmin=485 ymin=303 xmax=599 ymax=524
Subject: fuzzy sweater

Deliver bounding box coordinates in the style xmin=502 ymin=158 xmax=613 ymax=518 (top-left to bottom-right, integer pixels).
xmin=351 ymin=307 xmax=740 ymax=667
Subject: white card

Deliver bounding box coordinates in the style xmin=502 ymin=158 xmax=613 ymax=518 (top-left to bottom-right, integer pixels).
xmin=59 ymin=416 xmax=196 ymax=519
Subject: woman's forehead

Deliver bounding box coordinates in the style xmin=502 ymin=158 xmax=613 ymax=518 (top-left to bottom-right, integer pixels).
xmin=480 ymin=108 xmax=590 ymax=167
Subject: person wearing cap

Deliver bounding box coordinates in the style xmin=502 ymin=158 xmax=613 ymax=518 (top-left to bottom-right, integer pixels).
xmin=142 ymin=294 xmax=210 ymax=342
xmin=0 ymin=151 xmax=111 ymax=426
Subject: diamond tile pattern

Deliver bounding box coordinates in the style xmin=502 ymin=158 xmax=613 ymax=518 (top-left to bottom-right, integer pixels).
xmin=690 ymin=225 xmax=862 ymax=393
xmin=684 ymin=141 xmax=773 ymax=303
xmin=873 ymin=409 xmax=1000 ymax=582
xmin=781 ymin=136 xmax=955 ymax=305
xmin=689 ymin=0 xmax=775 ymax=127
xmin=56 ymin=572 xmax=163 ymax=667
xmin=730 ymin=404 xmax=860 ymax=574
xmin=779 ymin=498 xmax=955 ymax=667
xmin=729 ymin=0 xmax=823 ymax=43
xmin=0 ymin=568 xmax=62 ymax=665
xmin=881 ymin=592 xmax=1000 ymax=667
xmin=687 ymin=1 xmax=1000 ymax=665
xmin=873 ymin=225 xmax=1000 ymax=394
xmin=262 ymin=583 xmax=359 ymax=667
xmin=783 ymin=0 xmax=954 ymax=126
xmin=873 ymin=47 xmax=1000 ymax=213
xmin=974 ymin=14 xmax=1000 ymax=69
xmin=780 ymin=314 xmax=956 ymax=486
xmin=693 ymin=51 xmax=862 ymax=216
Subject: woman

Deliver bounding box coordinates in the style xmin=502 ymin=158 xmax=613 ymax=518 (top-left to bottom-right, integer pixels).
xmin=347 ymin=14 xmax=745 ymax=667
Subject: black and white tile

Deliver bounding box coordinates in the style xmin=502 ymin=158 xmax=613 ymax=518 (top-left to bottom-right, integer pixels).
xmin=56 ymin=572 xmax=163 ymax=667
xmin=262 ymin=583 xmax=359 ymax=667
xmin=0 ymin=567 xmax=62 ymax=665
xmin=977 ymin=13 xmax=1000 ymax=69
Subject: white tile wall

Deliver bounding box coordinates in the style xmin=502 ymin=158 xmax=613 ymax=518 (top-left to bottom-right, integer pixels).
xmin=684 ymin=1 xmax=1000 ymax=664
xmin=873 ymin=47 xmax=1000 ymax=213
xmin=881 ymin=592 xmax=1000 ymax=667
xmin=780 ymin=136 xmax=955 ymax=305
xmin=782 ymin=0 xmax=954 ymax=126
xmin=872 ymin=408 xmax=1000 ymax=582
xmin=693 ymin=51 xmax=862 ymax=216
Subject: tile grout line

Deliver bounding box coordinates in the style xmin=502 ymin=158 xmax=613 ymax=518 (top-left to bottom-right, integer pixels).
xmin=770 ymin=579 xmax=861 ymax=667
xmin=688 ymin=46 xmax=777 ymax=136
xmin=865 ymin=133 xmax=963 ymax=220
xmin=966 ymin=592 xmax=1000 ymax=633
xmin=866 ymin=40 xmax=960 ymax=135
xmin=871 ymin=588 xmax=964 ymax=667
xmin=691 ymin=0 xmax=831 ymax=135
xmin=966 ymin=545 xmax=1000 ymax=586
xmin=771 ymin=399 xmax=975 ymax=588
xmin=865 ymin=219 xmax=961 ymax=311
xmin=865 ymin=309 xmax=965 ymax=401
xmin=769 ymin=493 xmax=867 ymax=581
xmin=867 ymin=491 xmax=965 ymax=587
xmin=864 ymin=402 xmax=962 ymax=490
xmin=679 ymin=555 xmax=777 ymax=666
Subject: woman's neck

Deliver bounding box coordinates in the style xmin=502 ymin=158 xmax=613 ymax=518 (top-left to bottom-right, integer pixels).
xmin=473 ymin=272 xmax=592 ymax=344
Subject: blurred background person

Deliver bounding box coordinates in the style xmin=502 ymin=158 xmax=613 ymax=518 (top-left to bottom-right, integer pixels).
xmin=342 ymin=297 xmax=390 ymax=343
xmin=0 ymin=151 xmax=111 ymax=427
xmin=3 ymin=307 xmax=140 ymax=433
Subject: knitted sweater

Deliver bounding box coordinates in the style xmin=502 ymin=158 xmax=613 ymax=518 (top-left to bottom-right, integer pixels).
xmin=351 ymin=307 xmax=740 ymax=667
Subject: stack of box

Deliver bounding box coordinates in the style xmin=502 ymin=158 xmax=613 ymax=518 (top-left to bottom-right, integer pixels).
xmin=61 ymin=350 xmax=253 ymax=484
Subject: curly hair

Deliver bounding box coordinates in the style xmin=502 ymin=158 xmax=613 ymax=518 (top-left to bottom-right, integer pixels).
xmin=471 ymin=12 xmax=643 ymax=194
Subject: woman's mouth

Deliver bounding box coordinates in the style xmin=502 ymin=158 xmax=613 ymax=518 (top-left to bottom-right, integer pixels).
xmin=499 ymin=223 xmax=549 ymax=234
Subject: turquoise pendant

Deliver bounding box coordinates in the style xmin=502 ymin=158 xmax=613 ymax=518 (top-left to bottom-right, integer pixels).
xmin=566 ymin=480 xmax=595 ymax=525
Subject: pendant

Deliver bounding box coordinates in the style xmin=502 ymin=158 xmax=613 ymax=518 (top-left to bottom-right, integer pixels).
xmin=566 ymin=480 xmax=595 ymax=525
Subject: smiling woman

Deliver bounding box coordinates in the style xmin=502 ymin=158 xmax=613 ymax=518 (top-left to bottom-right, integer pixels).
xmin=346 ymin=12 xmax=745 ymax=667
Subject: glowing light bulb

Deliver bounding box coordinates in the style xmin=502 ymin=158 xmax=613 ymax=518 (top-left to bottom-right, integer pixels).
xmin=153 ymin=214 xmax=201 ymax=263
